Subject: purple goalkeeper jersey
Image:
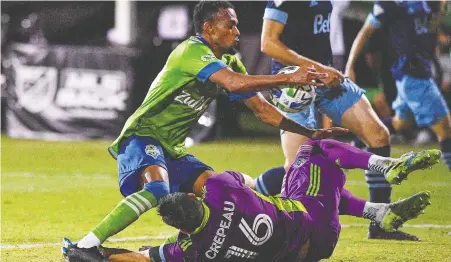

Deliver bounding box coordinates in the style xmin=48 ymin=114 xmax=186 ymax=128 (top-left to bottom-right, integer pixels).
xmin=161 ymin=171 xmax=311 ymax=261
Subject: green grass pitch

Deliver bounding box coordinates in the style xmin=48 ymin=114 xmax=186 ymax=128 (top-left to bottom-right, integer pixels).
xmin=2 ymin=135 xmax=451 ymax=261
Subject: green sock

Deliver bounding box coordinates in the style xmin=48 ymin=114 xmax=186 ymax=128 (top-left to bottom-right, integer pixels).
xmin=92 ymin=190 xmax=157 ymax=243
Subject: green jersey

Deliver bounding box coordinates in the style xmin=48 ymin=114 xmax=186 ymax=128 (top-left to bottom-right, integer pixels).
xmin=109 ymin=36 xmax=251 ymax=159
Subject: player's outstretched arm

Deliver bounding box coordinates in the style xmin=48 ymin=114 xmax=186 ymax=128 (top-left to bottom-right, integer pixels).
xmin=244 ymin=94 xmax=348 ymax=139
xmin=209 ymin=66 xmax=327 ymax=93
xmin=345 ymin=20 xmax=378 ymax=82
xmin=261 ymin=19 xmax=343 ymax=87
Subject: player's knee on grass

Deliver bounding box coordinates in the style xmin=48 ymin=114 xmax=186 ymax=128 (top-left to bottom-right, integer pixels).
xmin=143 ymin=181 xmax=169 ymax=204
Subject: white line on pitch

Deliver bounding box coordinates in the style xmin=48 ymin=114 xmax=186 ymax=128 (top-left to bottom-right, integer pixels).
xmin=2 ymin=224 xmax=451 ymax=249
xmin=0 ymin=236 xmax=168 ymax=249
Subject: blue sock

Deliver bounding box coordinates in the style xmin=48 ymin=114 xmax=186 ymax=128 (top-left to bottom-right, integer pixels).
xmin=366 ymin=146 xmax=392 ymax=203
xmin=439 ymin=138 xmax=451 ymax=171
xmin=351 ymin=137 xmax=367 ymax=149
xmin=254 ymin=166 xmax=285 ymax=196
xmin=143 ymin=180 xmax=170 ymax=203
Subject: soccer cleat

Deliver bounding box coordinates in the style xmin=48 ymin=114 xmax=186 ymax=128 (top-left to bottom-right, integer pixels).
xmin=62 ymin=238 xmax=108 ymax=262
xmin=385 ymin=150 xmax=441 ymax=185
xmin=379 ymin=191 xmax=431 ymax=233
xmin=63 ymin=238 xmax=74 ymax=248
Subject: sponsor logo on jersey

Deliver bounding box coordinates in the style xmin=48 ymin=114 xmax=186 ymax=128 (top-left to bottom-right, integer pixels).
xmin=174 ymin=90 xmax=213 ymax=113
xmin=201 ymin=54 xmax=216 ymax=62
xmin=145 ymin=145 xmax=160 ymax=159
xmin=313 ymin=13 xmax=330 ymax=34
xmin=206 ymin=201 xmax=235 ymax=259
xmin=15 ymin=66 xmax=58 ymax=113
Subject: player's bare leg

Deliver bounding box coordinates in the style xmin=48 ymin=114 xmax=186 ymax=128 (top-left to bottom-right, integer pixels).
xmin=281 ymin=131 xmax=309 ymax=170
xmin=341 ymin=96 xmax=390 ymax=149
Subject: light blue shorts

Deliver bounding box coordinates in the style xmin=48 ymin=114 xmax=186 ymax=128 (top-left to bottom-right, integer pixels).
xmin=117 ymin=135 xmax=212 ymax=197
xmin=283 ymin=78 xmax=365 ymax=132
xmin=393 ymin=75 xmax=449 ymax=127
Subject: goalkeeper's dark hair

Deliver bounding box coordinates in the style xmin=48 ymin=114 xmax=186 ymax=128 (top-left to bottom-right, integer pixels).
xmin=193 ymin=0 xmax=235 ymax=34
xmin=157 ymin=193 xmax=204 ymax=233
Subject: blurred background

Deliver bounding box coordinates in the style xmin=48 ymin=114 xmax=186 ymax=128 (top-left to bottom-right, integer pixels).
xmin=1 ymin=1 xmax=451 ymax=146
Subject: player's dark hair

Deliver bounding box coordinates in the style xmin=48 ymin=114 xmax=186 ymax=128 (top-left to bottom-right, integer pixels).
xmin=193 ymin=0 xmax=235 ymax=34
xmin=157 ymin=193 xmax=204 ymax=233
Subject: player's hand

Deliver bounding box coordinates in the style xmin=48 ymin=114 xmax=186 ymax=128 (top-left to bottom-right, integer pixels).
xmin=319 ymin=66 xmax=345 ymax=88
xmin=289 ymin=66 xmax=328 ymax=86
xmin=311 ymin=127 xmax=349 ymax=140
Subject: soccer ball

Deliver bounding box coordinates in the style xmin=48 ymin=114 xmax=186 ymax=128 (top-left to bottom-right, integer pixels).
xmin=269 ymin=66 xmax=316 ymax=113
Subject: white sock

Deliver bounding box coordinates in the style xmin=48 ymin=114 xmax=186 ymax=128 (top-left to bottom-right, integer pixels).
xmin=362 ymin=202 xmax=388 ymax=223
xmin=368 ymin=155 xmax=396 ymax=176
xmin=77 ymin=232 xmax=101 ymax=248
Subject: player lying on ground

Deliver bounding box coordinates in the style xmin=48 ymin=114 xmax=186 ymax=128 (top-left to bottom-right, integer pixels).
xmin=72 ymin=0 xmax=348 ymax=251
xmin=63 ymin=139 xmax=441 ymax=261
xmin=260 ymin=0 xmax=398 ymax=240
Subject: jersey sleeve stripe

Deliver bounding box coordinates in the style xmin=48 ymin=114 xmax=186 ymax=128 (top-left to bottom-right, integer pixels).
xmin=159 ymin=244 xmax=167 ymax=262
xmin=263 ymin=8 xmax=288 ymax=24
xmin=196 ymin=61 xmax=228 ymax=83
xmin=228 ymin=92 xmax=257 ymax=102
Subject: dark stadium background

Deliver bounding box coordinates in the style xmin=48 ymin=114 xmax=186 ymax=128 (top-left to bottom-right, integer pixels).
xmin=1 ymin=1 xmax=450 ymax=143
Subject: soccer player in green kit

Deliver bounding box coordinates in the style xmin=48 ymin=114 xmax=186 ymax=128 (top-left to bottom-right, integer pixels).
xmin=72 ymin=1 xmax=347 ymax=250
